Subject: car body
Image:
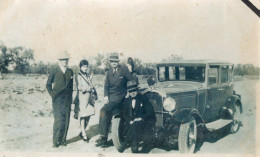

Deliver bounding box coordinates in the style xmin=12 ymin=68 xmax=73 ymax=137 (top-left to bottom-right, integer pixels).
xmin=111 ymin=60 xmax=243 ymax=153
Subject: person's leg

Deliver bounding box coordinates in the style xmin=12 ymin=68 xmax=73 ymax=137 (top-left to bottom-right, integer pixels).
xmin=99 ymin=102 xmax=117 ymax=137
xmin=131 ymin=122 xmax=140 ymax=153
xmin=61 ymin=103 xmax=71 ymax=145
xmin=52 ymin=97 xmax=64 ymax=147
xmin=52 ymin=104 xmax=61 ymax=147
xmin=142 ymin=121 xmax=155 ymax=151
xmin=96 ymin=102 xmax=118 ymax=145
xmin=56 ymin=95 xmax=71 ymax=146
xmin=84 ymin=116 xmax=91 ymax=131
xmin=80 ymin=118 xmax=86 ymax=137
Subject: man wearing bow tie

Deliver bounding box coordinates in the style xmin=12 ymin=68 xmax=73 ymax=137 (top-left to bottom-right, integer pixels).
xmin=46 ymin=51 xmax=74 ymax=148
xmin=122 ymin=80 xmax=156 ymax=153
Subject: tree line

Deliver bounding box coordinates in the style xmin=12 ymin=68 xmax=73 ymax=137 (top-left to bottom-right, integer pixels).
xmin=0 ymin=42 xmax=259 ymax=76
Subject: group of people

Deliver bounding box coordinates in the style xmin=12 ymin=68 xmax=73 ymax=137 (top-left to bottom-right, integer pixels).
xmin=46 ymin=51 xmax=156 ymax=153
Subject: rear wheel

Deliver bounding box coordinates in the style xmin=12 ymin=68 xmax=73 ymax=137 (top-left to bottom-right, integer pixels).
xmin=111 ymin=117 xmax=127 ymax=152
xmin=178 ymin=117 xmax=197 ymax=153
xmin=230 ymin=104 xmax=241 ymax=133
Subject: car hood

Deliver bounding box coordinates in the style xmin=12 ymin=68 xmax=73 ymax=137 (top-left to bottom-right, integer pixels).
xmin=155 ymin=81 xmax=204 ymax=94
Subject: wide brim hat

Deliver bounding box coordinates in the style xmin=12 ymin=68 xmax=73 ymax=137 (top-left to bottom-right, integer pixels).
xmin=109 ymin=52 xmax=120 ymax=62
xmin=57 ymin=51 xmax=70 ymax=60
xmin=127 ymin=80 xmax=139 ymax=92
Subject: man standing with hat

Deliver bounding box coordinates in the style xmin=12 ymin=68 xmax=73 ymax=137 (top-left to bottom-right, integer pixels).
xmin=122 ymin=80 xmax=156 ymax=153
xmin=95 ymin=52 xmax=136 ymax=147
xmin=46 ymin=51 xmax=74 ymax=148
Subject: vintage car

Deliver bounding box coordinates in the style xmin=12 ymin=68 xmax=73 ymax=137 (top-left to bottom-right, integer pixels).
xmin=111 ymin=60 xmax=243 ymax=153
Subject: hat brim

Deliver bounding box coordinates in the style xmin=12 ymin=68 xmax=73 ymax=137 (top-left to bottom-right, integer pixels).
xmin=127 ymin=87 xmax=140 ymax=92
xmin=58 ymin=57 xmax=70 ymax=60
xmin=109 ymin=59 xmax=119 ymax=62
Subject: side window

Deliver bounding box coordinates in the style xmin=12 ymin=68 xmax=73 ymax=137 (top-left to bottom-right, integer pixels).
xmin=208 ymin=66 xmax=219 ymax=85
xmin=229 ymin=66 xmax=233 ymax=82
xmin=179 ymin=67 xmax=186 ymax=80
xmin=169 ymin=67 xmax=176 ymax=80
xmin=221 ymin=65 xmax=229 ymax=83
xmin=158 ymin=67 xmax=166 ymax=81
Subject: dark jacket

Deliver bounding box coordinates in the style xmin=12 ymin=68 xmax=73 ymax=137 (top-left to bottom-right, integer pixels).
xmin=122 ymin=93 xmax=156 ymax=124
xmin=46 ymin=66 xmax=74 ymax=103
xmin=46 ymin=66 xmax=74 ymax=144
xmin=104 ymin=65 xmax=136 ymax=103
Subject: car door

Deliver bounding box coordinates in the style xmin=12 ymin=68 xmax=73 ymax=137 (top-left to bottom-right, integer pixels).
xmin=203 ymin=65 xmax=222 ymax=123
xmin=218 ymin=65 xmax=234 ymax=112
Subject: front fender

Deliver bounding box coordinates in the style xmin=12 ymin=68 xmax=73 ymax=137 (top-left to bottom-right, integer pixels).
xmin=173 ymin=108 xmax=204 ymax=124
xmin=231 ymin=94 xmax=243 ymax=114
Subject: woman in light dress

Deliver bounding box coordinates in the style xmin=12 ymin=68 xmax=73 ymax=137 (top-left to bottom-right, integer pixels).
xmin=74 ymin=59 xmax=97 ymax=142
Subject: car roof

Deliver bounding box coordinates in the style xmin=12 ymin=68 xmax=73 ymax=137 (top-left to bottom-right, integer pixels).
xmin=156 ymin=60 xmax=233 ymax=66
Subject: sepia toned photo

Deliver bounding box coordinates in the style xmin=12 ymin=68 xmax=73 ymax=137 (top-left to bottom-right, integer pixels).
xmin=0 ymin=0 xmax=259 ymax=156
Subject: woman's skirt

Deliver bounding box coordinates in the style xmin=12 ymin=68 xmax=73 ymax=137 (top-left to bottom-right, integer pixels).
xmin=78 ymin=92 xmax=95 ymax=117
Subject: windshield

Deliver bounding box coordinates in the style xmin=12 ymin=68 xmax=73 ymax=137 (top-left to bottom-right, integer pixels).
xmin=157 ymin=65 xmax=205 ymax=82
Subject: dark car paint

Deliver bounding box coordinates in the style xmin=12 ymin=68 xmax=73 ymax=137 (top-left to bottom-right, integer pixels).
xmin=144 ymin=61 xmax=242 ymax=132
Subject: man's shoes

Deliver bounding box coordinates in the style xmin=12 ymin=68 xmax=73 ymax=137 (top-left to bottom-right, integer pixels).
xmin=52 ymin=142 xmax=61 ymax=148
xmin=131 ymin=140 xmax=139 ymax=153
xmin=61 ymin=141 xmax=67 ymax=146
xmin=95 ymin=136 xmax=107 ymax=147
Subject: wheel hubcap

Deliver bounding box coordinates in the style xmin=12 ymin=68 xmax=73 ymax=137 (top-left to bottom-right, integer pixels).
xmin=232 ymin=106 xmax=240 ymax=131
xmin=187 ymin=121 xmax=196 ymax=150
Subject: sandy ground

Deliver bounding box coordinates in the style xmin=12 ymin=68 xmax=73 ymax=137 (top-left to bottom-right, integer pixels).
xmin=0 ymin=74 xmax=258 ymax=154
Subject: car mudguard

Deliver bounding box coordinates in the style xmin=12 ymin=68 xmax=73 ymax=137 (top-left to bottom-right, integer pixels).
xmin=230 ymin=94 xmax=243 ymax=114
xmin=174 ymin=108 xmax=204 ymax=125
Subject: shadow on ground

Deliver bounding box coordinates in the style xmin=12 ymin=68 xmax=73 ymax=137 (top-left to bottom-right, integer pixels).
xmin=66 ymin=124 xmax=100 ymax=145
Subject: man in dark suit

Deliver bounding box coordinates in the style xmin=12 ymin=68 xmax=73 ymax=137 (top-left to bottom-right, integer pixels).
xmin=46 ymin=51 xmax=73 ymax=148
xmin=95 ymin=52 xmax=136 ymax=147
xmin=122 ymin=80 xmax=156 ymax=153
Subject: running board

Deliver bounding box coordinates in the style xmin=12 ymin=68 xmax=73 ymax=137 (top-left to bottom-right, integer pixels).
xmin=205 ymin=119 xmax=232 ymax=131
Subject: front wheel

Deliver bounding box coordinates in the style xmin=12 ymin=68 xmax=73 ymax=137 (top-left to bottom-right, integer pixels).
xmin=178 ymin=117 xmax=197 ymax=153
xmin=230 ymin=104 xmax=242 ymax=134
xmin=111 ymin=117 xmax=127 ymax=152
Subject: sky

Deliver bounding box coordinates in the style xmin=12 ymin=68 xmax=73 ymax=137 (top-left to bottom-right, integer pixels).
xmin=0 ymin=0 xmax=259 ymax=66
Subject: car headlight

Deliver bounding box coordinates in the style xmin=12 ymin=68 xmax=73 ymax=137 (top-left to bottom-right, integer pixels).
xmin=163 ymin=97 xmax=176 ymax=111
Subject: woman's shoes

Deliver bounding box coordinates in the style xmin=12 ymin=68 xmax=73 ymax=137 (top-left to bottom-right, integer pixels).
xmin=79 ymin=132 xmax=83 ymax=139
xmin=82 ymin=135 xmax=90 ymax=143
xmin=79 ymin=132 xmax=90 ymax=142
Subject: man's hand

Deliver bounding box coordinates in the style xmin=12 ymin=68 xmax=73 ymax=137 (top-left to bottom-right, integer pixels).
xmin=104 ymin=96 xmax=109 ymax=103
xmin=134 ymin=118 xmax=143 ymax=122
xmin=127 ymin=64 xmax=132 ymax=72
xmin=74 ymin=112 xmax=78 ymax=120
xmin=130 ymin=118 xmax=143 ymax=124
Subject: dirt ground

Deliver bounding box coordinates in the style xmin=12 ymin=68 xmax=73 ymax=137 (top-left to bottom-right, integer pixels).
xmin=0 ymin=74 xmax=258 ymax=154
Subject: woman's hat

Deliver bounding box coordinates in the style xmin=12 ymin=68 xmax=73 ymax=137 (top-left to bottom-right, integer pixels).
xmin=109 ymin=53 xmax=120 ymax=62
xmin=127 ymin=80 xmax=139 ymax=92
xmin=57 ymin=51 xmax=70 ymax=60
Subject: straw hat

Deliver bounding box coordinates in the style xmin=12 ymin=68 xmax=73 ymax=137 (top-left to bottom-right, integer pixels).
xmin=109 ymin=52 xmax=119 ymax=62
xmin=57 ymin=51 xmax=70 ymax=60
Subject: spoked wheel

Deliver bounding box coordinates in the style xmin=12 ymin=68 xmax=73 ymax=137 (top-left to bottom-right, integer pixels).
xmin=178 ymin=117 xmax=197 ymax=153
xmin=111 ymin=117 xmax=127 ymax=152
xmin=230 ymin=104 xmax=241 ymax=134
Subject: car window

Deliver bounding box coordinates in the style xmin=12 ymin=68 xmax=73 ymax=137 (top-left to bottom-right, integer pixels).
xmin=158 ymin=67 xmax=166 ymax=81
xmin=229 ymin=66 xmax=233 ymax=82
xmin=158 ymin=65 xmax=205 ymax=82
xmin=221 ymin=65 xmax=229 ymax=83
xmin=208 ymin=66 xmax=219 ymax=85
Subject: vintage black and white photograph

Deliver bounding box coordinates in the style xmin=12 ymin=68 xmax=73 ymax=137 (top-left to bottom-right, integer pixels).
xmin=0 ymin=0 xmax=259 ymax=156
